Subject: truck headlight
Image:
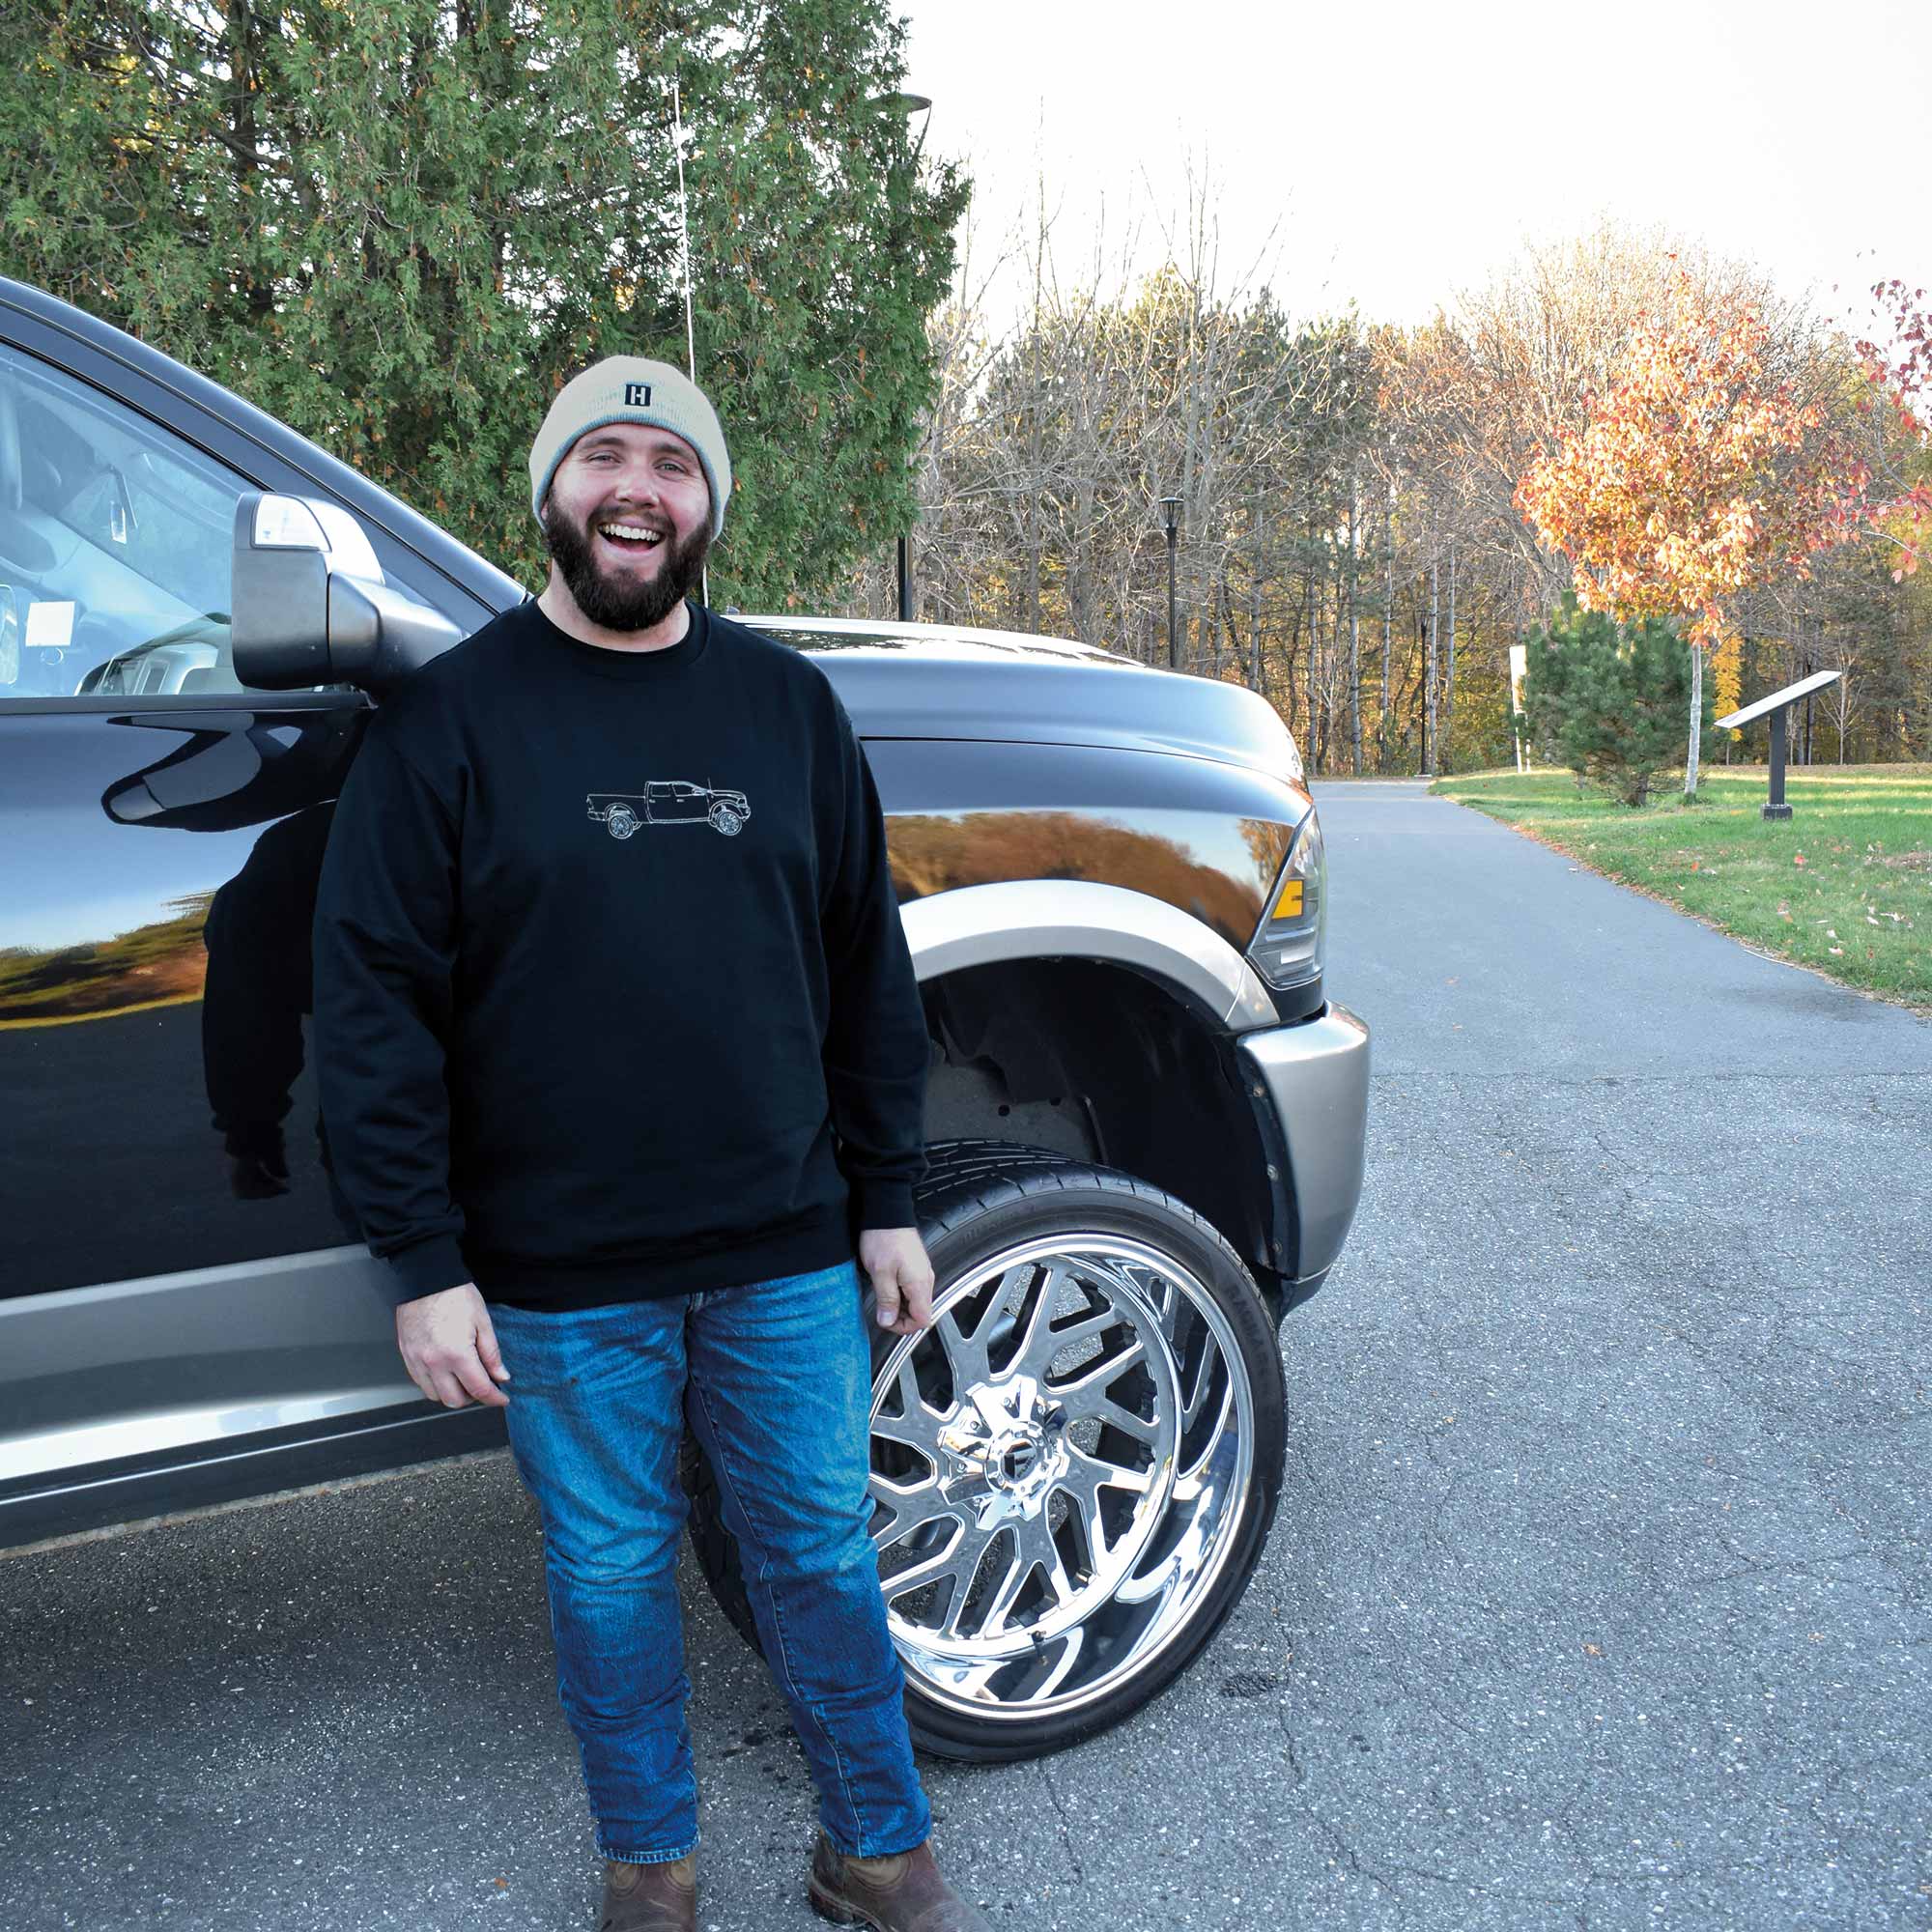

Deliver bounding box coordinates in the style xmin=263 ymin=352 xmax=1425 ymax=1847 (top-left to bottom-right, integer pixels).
xmin=1249 ymin=810 xmax=1326 ymax=991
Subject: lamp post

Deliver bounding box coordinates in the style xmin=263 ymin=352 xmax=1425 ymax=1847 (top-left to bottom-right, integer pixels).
xmin=1158 ymin=496 xmax=1181 ymax=668
xmin=867 ymin=91 xmax=932 ymax=624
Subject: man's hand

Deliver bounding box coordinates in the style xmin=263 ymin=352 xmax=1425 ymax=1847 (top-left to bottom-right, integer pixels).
xmin=859 ymin=1227 xmax=936 ymax=1337
xmin=396 ymin=1282 xmax=512 ymax=1409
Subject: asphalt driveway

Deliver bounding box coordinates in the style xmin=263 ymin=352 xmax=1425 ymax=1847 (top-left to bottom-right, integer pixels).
xmin=5 ymin=780 xmax=1929 ymax=1930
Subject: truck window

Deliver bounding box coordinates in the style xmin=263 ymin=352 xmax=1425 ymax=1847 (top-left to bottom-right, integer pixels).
xmin=0 ymin=342 xmax=254 ymax=701
xmin=0 ymin=342 xmax=438 ymax=705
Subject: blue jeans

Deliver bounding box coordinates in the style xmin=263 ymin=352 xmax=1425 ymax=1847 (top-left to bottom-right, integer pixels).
xmin=486 ymin=1259 xmax=931 ymax=1864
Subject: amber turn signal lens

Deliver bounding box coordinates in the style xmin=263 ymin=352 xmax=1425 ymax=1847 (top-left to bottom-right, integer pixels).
xmin=1270 ymin=878 xmax=1305 ymax=921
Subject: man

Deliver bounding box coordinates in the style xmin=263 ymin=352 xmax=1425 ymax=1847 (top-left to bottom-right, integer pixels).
xmin=313 ymin=358 xmax=993 ymax=1932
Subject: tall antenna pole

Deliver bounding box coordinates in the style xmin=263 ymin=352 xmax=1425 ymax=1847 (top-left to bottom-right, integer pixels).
xmin=668 ymin=77 xmax=706 ymax=607
xmin=669 ymin=78 xmax=696 ymax=384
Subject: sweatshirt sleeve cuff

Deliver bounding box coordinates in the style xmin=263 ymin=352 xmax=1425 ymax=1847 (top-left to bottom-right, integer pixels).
xmin=382 ymin=1235 xmax=471 ymax=1305
xmin=849 ymin=1178 xmax=917 ymax=1233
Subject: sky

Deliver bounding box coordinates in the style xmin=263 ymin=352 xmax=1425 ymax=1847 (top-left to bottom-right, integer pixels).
xmin=895 ymin=0 xmax=1932 ymax=340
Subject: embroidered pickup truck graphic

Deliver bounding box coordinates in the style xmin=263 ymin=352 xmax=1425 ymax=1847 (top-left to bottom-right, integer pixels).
xmin=586 ymin=781 xmax=752 ymax=838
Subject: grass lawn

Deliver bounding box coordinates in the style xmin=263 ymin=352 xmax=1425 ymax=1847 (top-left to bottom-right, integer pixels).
xmin=1432 ymin=764 xmax=1932 ymax=1012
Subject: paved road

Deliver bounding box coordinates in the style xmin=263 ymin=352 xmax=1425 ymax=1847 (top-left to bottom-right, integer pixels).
xmin=6 ymin=781 xmax=1929 ymax=1931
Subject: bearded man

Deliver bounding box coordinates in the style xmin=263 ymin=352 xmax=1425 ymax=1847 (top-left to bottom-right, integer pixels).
xmin=313 ymin=358 xmax=994 ymax=1931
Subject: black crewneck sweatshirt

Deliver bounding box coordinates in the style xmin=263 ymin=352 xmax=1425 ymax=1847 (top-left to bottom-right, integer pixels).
xmin=312 ymin=598 xmax=929 ymax=1309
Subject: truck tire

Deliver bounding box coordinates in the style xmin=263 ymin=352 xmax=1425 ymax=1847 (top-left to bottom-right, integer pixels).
xmin=680 ymin=1138 xmax=1287 ymax=1762
xmin=606 ymin=804 xmax=639 ymax=839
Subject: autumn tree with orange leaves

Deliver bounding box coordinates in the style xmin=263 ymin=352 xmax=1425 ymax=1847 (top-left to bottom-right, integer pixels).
xmin=1516 ymin=271 xmax=1907 ymax=798
xmin=1853 ymin=278 xmax=1932 ymax=577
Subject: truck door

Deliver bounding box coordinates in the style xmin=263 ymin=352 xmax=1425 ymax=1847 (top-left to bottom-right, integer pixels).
xmin=0 ymin=322 xmax=499 ymax=1537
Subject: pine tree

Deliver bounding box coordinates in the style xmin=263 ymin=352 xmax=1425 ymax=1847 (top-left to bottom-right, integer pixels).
xmin=1522 ymin=598 xmax=1719 ymax=808
xmin=0 ymin=0 xmax=966 ymax=610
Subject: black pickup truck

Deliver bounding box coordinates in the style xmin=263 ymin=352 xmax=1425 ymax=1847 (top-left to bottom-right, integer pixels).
xmin=0 ymin=276 xmax=1369 ymax=1762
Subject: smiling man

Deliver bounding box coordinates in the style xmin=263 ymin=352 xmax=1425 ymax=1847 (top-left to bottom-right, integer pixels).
xmin=312 ymin=358 xmax=993 ymax=1931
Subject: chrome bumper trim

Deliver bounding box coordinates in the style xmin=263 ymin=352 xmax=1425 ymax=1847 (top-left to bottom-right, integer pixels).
xmin=1236 ymin=1003 xmax=1370 ymax=1283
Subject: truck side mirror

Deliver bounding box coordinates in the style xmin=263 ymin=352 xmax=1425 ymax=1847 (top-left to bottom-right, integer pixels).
xmin=230 ymin=493 xmax=463 ymax=696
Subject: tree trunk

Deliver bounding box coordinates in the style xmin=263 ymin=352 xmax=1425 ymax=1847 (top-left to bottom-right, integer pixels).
xmin=1381 ymin=500 xmax=1393 ymax=772
xmin=1249 ymin=492 xmax=1264 ymax=695
xmin=1426 ymin=558 xmax=1439 ymax=775
xmin=1444 ymin=549 xmax=1457 ymax=774
xmin=1309 ymin=578 xmax=1323 ymax=773
xmin=1024 ymin=202 xmax=1044 ymax=635
xmin=1727 ymin=633 xmax=1741 ymax=764
xmin=1348 ymin=471 xmax=1362 ymax=775
xmin=223 ymin=0 xmax=275 ymax=323
xmin=1067 ymin=473 xmax=1094 ymax=640
xmin=1684 ymin=643 xmax=1703 ymax=798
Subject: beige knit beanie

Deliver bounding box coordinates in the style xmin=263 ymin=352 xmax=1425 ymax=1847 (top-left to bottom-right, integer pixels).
xmin=528 ymin=357 xmax=732 ymax=539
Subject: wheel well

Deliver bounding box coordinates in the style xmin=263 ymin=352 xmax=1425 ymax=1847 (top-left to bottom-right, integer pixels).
xmin=918 ymin=958 xmax=1289 ymax=1307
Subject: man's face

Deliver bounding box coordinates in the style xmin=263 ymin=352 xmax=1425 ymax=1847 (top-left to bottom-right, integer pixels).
xmin=541 ymin=422 xmax=714 ymax=631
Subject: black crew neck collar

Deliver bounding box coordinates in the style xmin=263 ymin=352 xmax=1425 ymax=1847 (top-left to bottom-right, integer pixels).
xmin=522 ymin=597 xmax=711 ymax=679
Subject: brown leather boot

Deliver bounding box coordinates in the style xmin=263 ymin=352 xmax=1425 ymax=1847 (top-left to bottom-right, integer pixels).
xmin=807 ymin=1833 xmax=993 ymax=1930
xmin=597 ymin=1853 xmax=696 ymax=1932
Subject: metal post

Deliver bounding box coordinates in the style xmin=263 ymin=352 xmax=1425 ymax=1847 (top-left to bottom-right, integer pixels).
xmin=1716 ymin=668 xmax=1838 ymax=817
xmin=1166 ymin=524 xmax=1178 ymax=668
xmin=1764 ymin=705 xmax=1793 ymax=820
xmin=897 ymin=533 xmax=911 ymax=622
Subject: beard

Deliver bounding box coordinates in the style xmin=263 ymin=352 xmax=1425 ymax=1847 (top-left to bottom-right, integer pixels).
xmin=540 ymin=497 xmax=712 ymax=632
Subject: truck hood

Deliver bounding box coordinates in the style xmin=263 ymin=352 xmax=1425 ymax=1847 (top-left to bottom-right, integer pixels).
xmin=745 ymin=617 xmax=1305 ymax=783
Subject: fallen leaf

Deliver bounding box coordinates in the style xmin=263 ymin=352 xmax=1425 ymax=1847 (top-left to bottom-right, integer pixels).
xmin=1583 ymin=1643 xmax=1604 ymax=1658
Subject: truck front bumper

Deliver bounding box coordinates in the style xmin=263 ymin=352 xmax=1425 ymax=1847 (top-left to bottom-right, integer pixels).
xmin=1236 ymin=1002 xmax=1370 ymax=1304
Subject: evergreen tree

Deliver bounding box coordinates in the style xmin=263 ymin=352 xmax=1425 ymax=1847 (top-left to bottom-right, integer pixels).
xmin=0 ymin=0 xmax=966 ymax=609
xmin=1522 ymin=597 xmax=1719 ymax=807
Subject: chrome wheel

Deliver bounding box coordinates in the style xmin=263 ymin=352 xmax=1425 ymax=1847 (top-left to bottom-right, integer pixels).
xmin=868 ymin=1233 xmax=1257 ymax=1724
xmin=681 ymin=1145 xmax=1287 ymax=1759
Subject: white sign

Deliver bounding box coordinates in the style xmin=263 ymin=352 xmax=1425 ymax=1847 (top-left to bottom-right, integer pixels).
xmin=1714 ymin=668 xmax=1841 ymax=732
xmin=24 ymin=600 xmax=75 ymax=650
xmin=1509 ymin=643 xmax=1529 ymax=774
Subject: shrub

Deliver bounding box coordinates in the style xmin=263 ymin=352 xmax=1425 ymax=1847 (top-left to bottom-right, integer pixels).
xmin=1521 ymin=598 xmax=1720 ymax=807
